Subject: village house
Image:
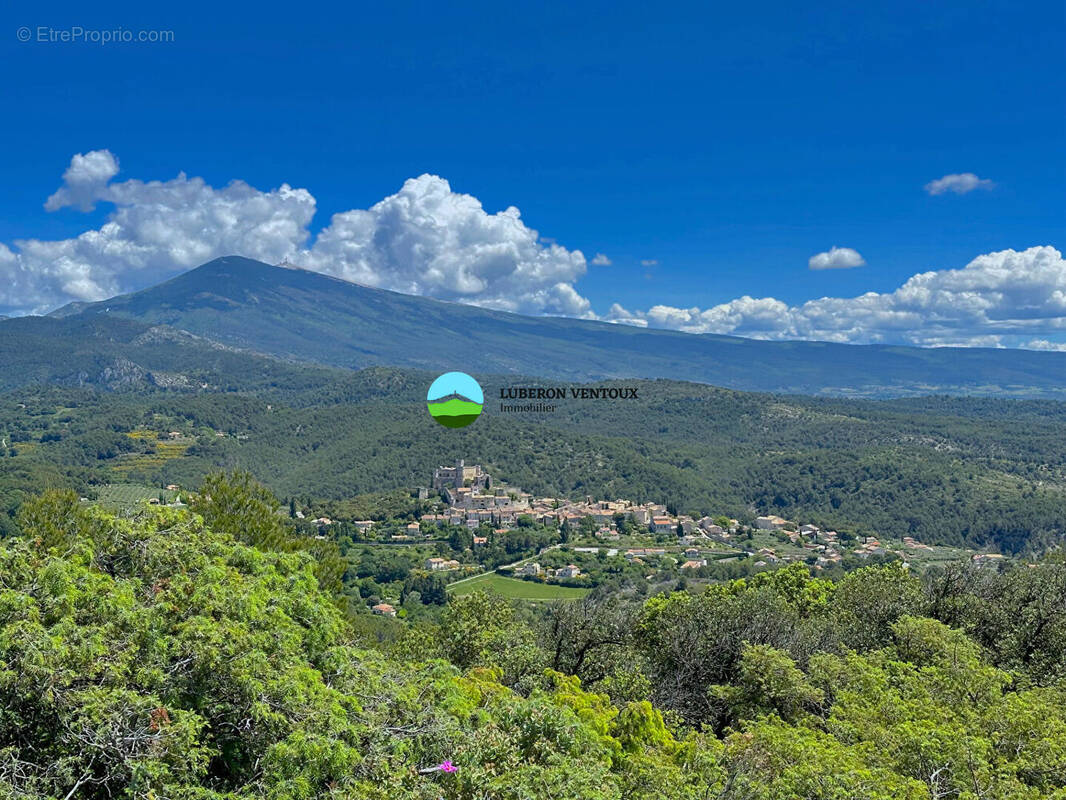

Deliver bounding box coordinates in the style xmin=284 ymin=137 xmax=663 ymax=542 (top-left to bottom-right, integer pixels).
xmin=371 ymin=603 xmax=397 ymax=617
xmin=445 ymin=486 xmax=473 ymax=506
xmin=630 ymin=508 xmax=652 ymax=526
xmin=755 ymin=515 xmax=790 ymax=530
xmin=681 ymin=559 xmax=706 ymax=570
xmin=516 ymin=562 xmax=543 ymax=577
xmin=559 ymin=512 xmax=583 ymax=527
xmin=652 ymin=516 xmax=676 ymax=533
xmin=698 ymin=518 xmax=726 ymax=536
xmin=757 ymin=547 xmax=780 ymax=563
xmin=554 ymin=564 xmax=581 ymax=579
xmin=853 ymin=541 xmax=886 ymax=558
xmin=425 ymin=557 xmax=461 ymax=571
xmin=571 ymin=502 xmax=615 ymax=525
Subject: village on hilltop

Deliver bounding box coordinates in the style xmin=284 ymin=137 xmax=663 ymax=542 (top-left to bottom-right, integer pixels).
xmin=332 ymin=460 xmax=973 ymax=575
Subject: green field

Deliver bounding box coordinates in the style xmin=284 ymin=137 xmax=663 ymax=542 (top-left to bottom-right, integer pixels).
xmin=427 ymin=397 xmax=482 ymax=428
xmin=92 ymin=483 xmax=178 ymax=509
xmin=447 ymin=572 xmax=589 ymax=600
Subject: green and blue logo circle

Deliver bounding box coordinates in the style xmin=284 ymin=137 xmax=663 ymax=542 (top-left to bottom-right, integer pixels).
xmin=427 ymin=372 xmax=483 ymax=428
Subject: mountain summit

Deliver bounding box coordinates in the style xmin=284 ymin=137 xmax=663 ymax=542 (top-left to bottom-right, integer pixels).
xmin=44 ymin=256 xmax=1066 ymax=397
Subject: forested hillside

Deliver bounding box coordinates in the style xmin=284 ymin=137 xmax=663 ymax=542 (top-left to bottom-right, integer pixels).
xmin=2 ymin=368 xmax=1065 ymax=553
xmin=1 ymin=484 xmax=1065 ymax=799
xmin=0 ymin=313 xmax=345 ymax=394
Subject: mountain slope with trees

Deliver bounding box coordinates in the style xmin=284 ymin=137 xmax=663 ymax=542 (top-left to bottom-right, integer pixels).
xmin=40 ymin=256 xmax=1066 ymax=398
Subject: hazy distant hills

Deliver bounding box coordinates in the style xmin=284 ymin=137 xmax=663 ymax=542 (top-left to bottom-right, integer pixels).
xmin=25 ymin=255 xmax=1066 ymax=398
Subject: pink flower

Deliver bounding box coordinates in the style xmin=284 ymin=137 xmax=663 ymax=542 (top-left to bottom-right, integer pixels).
xmin=437 ymin=760 xmax=457 ymax=773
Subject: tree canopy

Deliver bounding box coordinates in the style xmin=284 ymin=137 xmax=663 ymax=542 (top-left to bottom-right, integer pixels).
xmin=1 ymin=483 xmax=1065 ymax=798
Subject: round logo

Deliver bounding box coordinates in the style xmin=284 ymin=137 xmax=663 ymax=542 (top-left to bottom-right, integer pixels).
xmin=427 ymin=372 xmax=484 ymax=428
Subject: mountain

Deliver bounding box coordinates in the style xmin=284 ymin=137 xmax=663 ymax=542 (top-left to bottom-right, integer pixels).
xmin=0 ymin=313 xmax=346 ymax=394
xmin=427 ymin=392 xmax=479 ymax=404
xmin=42 ymin=256 xmax=1066 ymax=398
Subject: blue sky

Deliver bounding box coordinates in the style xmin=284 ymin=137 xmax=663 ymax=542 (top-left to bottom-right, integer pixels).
xmin=1 ymin=0 xmax=1064 ymax=347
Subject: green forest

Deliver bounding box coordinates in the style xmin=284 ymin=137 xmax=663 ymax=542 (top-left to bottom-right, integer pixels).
xmin=1 ymin=477 xmax=1065 ymax=798
xmin=1 ymin=366 xmax=1065 ymax=554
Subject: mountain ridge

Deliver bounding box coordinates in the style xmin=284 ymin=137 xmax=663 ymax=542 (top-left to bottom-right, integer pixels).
xmin=428 ymin=392 xmax=481 ymax=405
xmin=31 ymin=255 xmax=1066 ymax=398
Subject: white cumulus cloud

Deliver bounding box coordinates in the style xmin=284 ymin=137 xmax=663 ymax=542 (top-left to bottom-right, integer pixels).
xmin=1024 ymin=339 xmax=1066 ymax=352
xmin=1 ymin=152 xmax=591 ymax=317
xmin=298 ymin=174 xmax=590 ymax=317
xmin=924 ymin=172 xmax=995 ymax=196
xmin=606 ymin=246 xmax=1066 ymax=348
xmin=591 ymin=253 xmax=612 ymax=266
xmin=808 ymin=246 xmax=866 ymax=270
xmin=6 ymin=152 xmax=315 ymax=313
xmin=44 ymin=150 xmax=121 ymax=212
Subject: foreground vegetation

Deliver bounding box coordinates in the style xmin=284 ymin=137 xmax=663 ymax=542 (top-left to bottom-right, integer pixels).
xmin=2 ymin=478 xmax=1066 ymax=799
